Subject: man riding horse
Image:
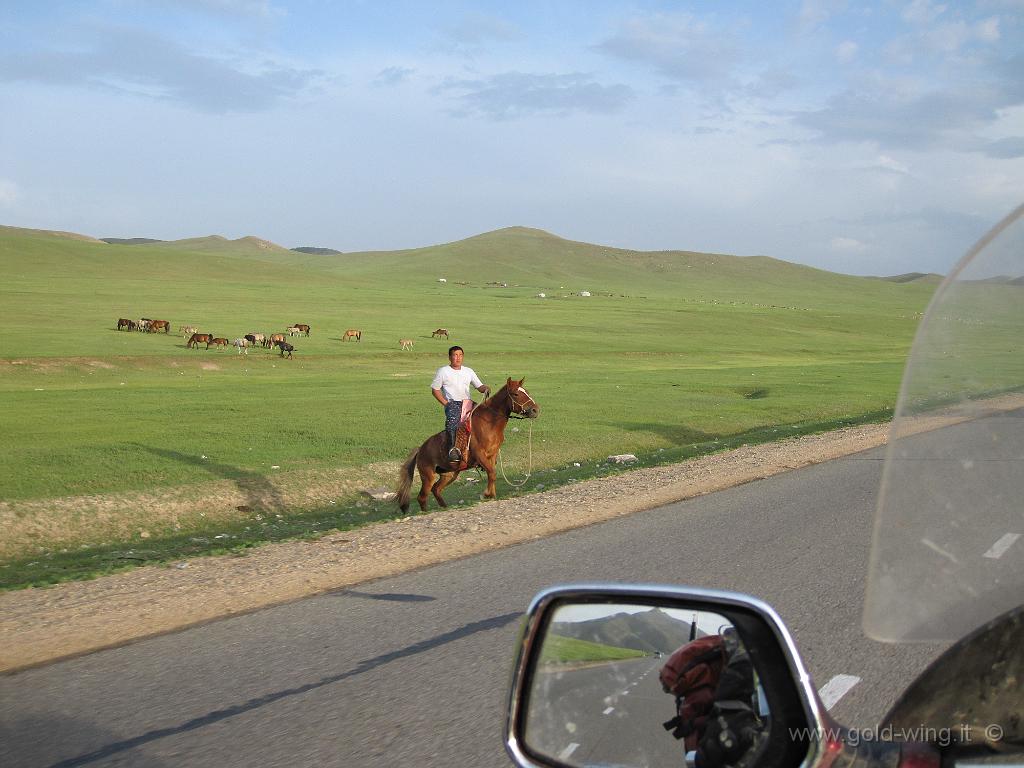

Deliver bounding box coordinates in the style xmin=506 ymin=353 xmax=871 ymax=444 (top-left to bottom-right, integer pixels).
xmin=398 ymin=376 xmax=539 ymax=512
xmin=431 ymin=345 xmax=490 ymax=462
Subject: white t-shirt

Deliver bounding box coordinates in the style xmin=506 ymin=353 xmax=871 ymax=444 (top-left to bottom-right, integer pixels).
xmin=432 ymin=365 xmax=482 ymax=402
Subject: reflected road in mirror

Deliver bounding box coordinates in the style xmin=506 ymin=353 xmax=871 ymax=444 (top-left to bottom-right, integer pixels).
xmin=522 ymin=603 xmax=766 ymax=768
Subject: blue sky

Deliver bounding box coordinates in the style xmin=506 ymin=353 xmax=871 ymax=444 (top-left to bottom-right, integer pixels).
xmin=1 ymin=1 xmax=1022 ymax=275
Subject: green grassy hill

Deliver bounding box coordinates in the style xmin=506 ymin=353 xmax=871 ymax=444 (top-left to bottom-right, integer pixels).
xmin=539 ymin=634 xmax=650 ymax=664
xmin=875 ymin=272 xmax=944 ymax=284
xmin=151 ymin=234 xmax=291 ymax=253
xmin=0 ymin=222 xmax=946 ymax=586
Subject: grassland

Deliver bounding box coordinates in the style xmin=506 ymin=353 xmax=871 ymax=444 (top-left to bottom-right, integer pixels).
xmin=538 ymin=634 xmax=650 ymax=664
xmin=0 ymin=224 xmax=938 ymax=588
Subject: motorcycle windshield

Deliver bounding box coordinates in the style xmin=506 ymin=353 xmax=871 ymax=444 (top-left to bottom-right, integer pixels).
xmin=864 ymin=203 xmax=1024 ymax=642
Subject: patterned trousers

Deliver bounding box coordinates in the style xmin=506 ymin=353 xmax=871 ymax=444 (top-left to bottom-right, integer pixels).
xmin=444 ymin=399 xmax=464 ymax=449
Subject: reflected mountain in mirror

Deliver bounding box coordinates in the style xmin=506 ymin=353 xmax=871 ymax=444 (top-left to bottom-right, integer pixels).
xmin=525 ymin=603 xmax=768 ymax=768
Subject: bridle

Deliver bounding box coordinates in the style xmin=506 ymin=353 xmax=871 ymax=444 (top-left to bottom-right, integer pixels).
xmin=499 ymin=385 xmax=537 ymax=487
xmin=508 ymin=386 xmax=537 ymax=418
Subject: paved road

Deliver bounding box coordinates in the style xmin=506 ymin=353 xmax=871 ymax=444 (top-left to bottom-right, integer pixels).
xmin=526 ymin=657 xmax=676 ymax=767
xmin=0 ymin=445 xmax=947 ymax=767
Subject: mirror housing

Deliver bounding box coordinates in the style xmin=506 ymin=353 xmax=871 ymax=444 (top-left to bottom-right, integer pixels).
xmin=506 ymin=584 xmax=830 ymax=768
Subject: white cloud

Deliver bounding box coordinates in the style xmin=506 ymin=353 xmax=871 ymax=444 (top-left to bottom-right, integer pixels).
xmin=874 ymin=155 xmax=911 ymax=174
xmin=902 ymin=0 xmax=948 ymax=26
xmin=439 ymin=72 xmax=635 ymax=120
xmin=374 ymin=66 xmax=414 ymax=87
xmin=595 ymin=13 xmax=739 ymax=87
xmin=444 ymin=12 xmax=521 ymax=45
xmin=923 ymin=21 xmax=978 ymax=53
xmin=975 ymin=16 xmax=1001 ymax=41
xmin=0 ymin=179 xmax=20 ymax=206
xmin=836 ymin=40 xmax=859 ymax=62
xmin=158 ymin=0 xmax=285 ymax=20
xmin=794 ymin=61 xmax=1023 ymax=154
xmin=829 ymin=236 xmax=869 ymax=252
xmin=0 ymin=26 xmax=325 ymax=112
xmin=798 ymin=0 xmax=849 ymax=33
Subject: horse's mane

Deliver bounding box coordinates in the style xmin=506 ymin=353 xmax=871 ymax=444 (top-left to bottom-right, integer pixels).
xmin=479 ymin=381 xmax=513 ymax=412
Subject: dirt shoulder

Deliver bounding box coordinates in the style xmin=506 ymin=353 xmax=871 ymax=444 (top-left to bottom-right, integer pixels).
xmin=0 ymin=422 xmax=896 ymax=674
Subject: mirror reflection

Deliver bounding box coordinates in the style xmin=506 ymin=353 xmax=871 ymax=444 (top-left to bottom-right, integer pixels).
xmin=525 ymin=603 xmax=768 ymax=768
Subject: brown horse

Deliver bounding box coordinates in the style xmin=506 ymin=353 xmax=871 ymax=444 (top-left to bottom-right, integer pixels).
xmin=187 ymin=332 xmax=213 ymax=348
xmin=342 ymin=329 xmax=362 ymax=341
xmin=431 ymin=328 xmax=449 ymax=339
xmin=397 ymin=378 xmax=539 ymax=513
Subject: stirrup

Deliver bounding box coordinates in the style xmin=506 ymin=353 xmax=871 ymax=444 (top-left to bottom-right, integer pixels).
xmin=448 ymin=447 xmax=462 ymax=461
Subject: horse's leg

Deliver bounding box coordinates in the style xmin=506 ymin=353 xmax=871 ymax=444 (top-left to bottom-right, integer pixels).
xmin=417 ymin=459 xmax=435 ymax=512
xmin=477 ymin=452 xmax=498 ymax=499
xmin=432 ymin=470 xmax=461 ymax=507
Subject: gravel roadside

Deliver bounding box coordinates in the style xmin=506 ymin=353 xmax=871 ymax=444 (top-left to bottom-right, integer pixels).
xmin=0 ymin=423 xmax=892 ymax=674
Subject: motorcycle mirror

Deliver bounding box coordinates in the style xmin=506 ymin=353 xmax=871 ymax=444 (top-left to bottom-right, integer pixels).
xmin=506 ymin=585 xmax=829 ymax=768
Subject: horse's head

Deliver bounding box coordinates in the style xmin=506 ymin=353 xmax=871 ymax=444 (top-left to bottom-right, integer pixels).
xmin=506 ymin=377 xmax=539 ymax=419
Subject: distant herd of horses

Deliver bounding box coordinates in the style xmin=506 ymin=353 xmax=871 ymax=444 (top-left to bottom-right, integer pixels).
xmin=115 ymin=319 xmax=453 ymax=355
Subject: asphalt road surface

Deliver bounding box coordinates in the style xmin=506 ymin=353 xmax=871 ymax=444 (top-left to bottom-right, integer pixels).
xmin=0 ymin=444 xmax=950 ymax=768
xmin=525 ymin=657 xmax=677 ymax=767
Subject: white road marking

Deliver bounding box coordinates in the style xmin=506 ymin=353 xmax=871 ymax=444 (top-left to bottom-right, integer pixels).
xmin=559 ymin=743 xmax=580 ymax=760
xmin=984 ymin=533 xmax=1021 ymax=559
xmin=818 ymin=675 xmax=861 ymax=710
xmin=921 ymin=538 xmax=958 ymax=563
xmin=603 ymin=706 xmax=615 ymax=715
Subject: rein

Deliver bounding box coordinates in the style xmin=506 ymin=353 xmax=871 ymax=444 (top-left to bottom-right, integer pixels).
xmin=498 ymin=419 xmax=533 ymax=488
xmin=490 ymin=386 xmax=536 ymax=488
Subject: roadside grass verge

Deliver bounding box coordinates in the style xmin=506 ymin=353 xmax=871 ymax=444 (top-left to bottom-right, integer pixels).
xmin=0 ymin=409 xmax=891 ymax=591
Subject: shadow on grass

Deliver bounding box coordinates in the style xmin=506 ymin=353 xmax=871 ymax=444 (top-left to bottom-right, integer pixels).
xmin=601 ymin=422 xmax=718 ymax=446
xmin=132 ymin=443 xmax=285 ymax=514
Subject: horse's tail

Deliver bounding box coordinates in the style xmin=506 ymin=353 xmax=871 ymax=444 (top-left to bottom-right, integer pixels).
xmin=396 ymin=447 xmax=419 ymax=513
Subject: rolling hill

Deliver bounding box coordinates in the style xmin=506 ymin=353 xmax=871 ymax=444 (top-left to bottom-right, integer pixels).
xmin=149 ymin=235 xmax=291 ymax=254
xmin=4 ymin=224 xmax=949 ymax=296
xmin=550 ymin=608 xmax=700 ymax=654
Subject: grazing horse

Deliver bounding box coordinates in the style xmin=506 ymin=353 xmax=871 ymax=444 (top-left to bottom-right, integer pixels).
xmin=267 ymin=332 xmax=285 ymax=348
xmin=286 ymin=325 xmax=301 ymax=337
xmin=293 ymin=324 xmax=310 ymax=336
xmin=397 ymin=378 xmax=539 ymax=513
xmin=207 ymin=337 xmax=228 ymax=349
xmin=342 ymin=329 xmax=361 ymax=342
xmin=431 ymin=328 xmax=449 ymax=339
xmin=148 ymin=319 xmax=170 ymax=333
xmin=117 ymin=318 xmax=133 ymax=331
xmin=233 ymin=338 xmax=249 ymax=354
xmin=278 ymin=341 xmax=295 ymax=358
xmin=399 ymin=338 xmax=414 ymax=350
xmin=187 ymin=332 xmax=213 ymax=348
xmin=179 ymin=325 xmax=198 ymax=337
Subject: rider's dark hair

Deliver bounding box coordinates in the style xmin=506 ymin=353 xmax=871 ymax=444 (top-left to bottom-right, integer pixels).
xmin=448 ymin=345 xmax=463 ymax=356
